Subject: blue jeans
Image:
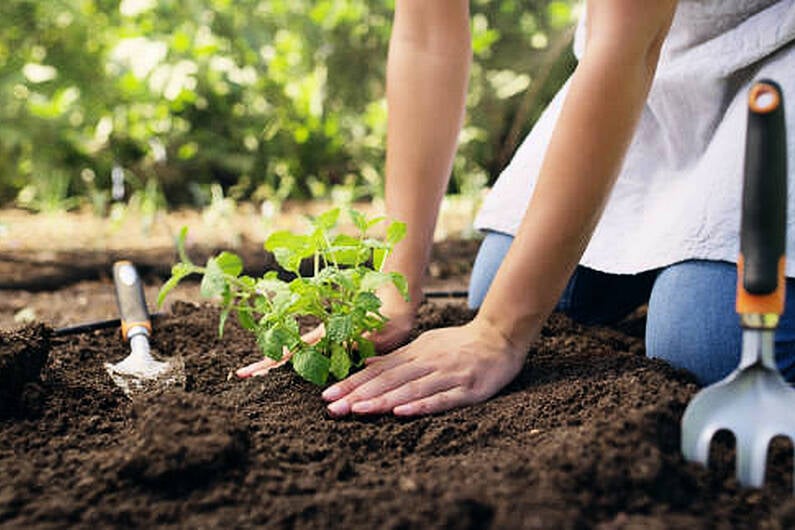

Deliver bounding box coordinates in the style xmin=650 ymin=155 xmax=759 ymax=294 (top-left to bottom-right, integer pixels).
xmin=467 ymin=231 xmax=795 ymax=385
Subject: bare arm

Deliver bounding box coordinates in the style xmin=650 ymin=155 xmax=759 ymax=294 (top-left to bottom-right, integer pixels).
xmin=478 ymin=0 xmax=677 ymax=349
xmin=323 ymin=0 xmax=679 ymax=416
xmin=381 ymin=0 xmax=471 ymax=308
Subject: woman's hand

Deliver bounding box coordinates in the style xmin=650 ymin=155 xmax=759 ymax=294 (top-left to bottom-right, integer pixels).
xmin=320 ymin=316 xmax=529 ymax=417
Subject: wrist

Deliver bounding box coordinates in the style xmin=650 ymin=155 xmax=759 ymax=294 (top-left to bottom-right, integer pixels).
xmin=468 ymin=313 xmax=533 ymax=363
xmin=474 ymin=304 xmax=545 ymax=355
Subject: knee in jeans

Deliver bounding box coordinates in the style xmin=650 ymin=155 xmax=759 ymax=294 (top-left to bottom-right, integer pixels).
xmin=645 ymin=313 xmax=740 ymax=386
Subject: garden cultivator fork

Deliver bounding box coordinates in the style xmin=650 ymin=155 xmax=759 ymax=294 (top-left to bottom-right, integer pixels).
xmin=681 ymin=80 xmax=794 ymax=490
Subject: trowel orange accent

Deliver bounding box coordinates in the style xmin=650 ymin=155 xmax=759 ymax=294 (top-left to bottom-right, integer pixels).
xmin=748 ymin=83 xmax=781 ymax=114
xmin=736 ymin=255 xmax=786 ymax=315
xmin=121 ymin=320 xmax=152 ymax=340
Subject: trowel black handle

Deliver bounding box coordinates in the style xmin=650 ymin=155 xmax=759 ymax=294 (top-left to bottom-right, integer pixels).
xmin=740 ymin=80 xmax=787 ymax=297
xmin=113 ymin=260 xmax=152 ymax=340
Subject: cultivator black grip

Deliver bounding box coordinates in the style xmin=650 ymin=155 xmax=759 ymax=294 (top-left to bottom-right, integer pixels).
xmin=740 ymin=80 xmax=787 ymax=297
xmin=112 ymin=260 xmax=152 ymax=339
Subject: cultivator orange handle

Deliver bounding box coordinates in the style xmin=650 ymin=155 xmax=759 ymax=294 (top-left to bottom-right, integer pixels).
xmin=113 ymin=261 xmax=152 ymax=340
xmin=736 ymin=81 xmax=787 ymax=323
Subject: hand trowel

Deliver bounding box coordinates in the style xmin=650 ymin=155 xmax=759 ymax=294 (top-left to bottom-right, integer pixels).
xmin=105 ymin=260 xmax=185 ymax=396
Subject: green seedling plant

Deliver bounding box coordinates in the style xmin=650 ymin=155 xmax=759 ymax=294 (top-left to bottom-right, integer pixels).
xmin=157 ymin=208 xmax=408 ymax=386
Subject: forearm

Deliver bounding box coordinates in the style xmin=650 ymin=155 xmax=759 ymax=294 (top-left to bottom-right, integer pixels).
xmin=478 ymin=0 xmax=676 ymax=348
xmin=383 ymin=0 xmax=471 ymax=304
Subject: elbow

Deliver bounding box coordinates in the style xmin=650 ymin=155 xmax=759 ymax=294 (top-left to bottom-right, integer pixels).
xmin=583 ymin=0 xmax=677 ymax=77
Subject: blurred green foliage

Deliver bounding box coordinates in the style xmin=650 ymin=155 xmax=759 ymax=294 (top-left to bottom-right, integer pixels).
xmin=0 ymin=0 xmax=577 ymax=210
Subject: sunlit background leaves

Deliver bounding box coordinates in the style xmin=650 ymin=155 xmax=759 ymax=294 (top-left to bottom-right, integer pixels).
xmin=0 ymin=0 xmax=578 ymax=213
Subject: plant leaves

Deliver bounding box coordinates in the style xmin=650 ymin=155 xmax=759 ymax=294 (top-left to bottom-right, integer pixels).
xmin=257 ymin=326 xmax=294 ymax=361
xmin=236 ymin=306 xmax=256 ymax=330
xmin=360 ymin=270 xmax=391 ymax=291
xmin=218 ymin=307 xmax=231 ymax=337
xmin=327 ymin=314 xmax=353 ymax=343
xmin=389 ymin=272 xmax=409 ymax=300
xmin=215 ymin=251 xmax=243 ymax=277
xmin=200 ymin=256 xmax=227 ymax=298
xmin=265 ymin=231 xmax=314 ymax=272
xmin=176 ymin=226 xmax=192 ymax=265
xmin=327 ymin=233 xmax=364 ymax=265
xmin=356 ymin=337 xmax=376 ymax=364
xmin=366 ymin=216 xmax=386 ymax=230
xmin=329 ymin=343 xmax=351 ymax=380
xmin=156 ymin=262 xmax=194 ymax=307
xmin=348 ymin=209 xmax=367 ymax=233
xmin=385 ymin=220 xmax=407 ymax=245
xmin=311 ymin=207 xmax=340 ymax=231
xmin=292 ymin=347 xmax=330 ymax=385
xmin=372 ymin=248 xmax=388 ymax=271
xmin=354 ymin=291 xmax=382 ymax=313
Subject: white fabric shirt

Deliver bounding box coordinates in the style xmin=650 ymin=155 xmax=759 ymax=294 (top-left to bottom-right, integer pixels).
xmin=474 ymin=0 xmax=795 ymax=276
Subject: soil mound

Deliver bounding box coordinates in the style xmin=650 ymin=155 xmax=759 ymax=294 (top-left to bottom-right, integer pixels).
xmin=118 ymin=391 xmax=249 ymax=490
xmin=0 ymin=324 xmax=50 ymax=417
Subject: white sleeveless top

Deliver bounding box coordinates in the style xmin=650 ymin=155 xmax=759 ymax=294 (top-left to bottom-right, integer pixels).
xmin=474 ymin=0 xmax=795 ymax=276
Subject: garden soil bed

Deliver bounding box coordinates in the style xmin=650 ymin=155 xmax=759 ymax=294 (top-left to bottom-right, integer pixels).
xmin=3 ymin=300 xmax=795 ymax=529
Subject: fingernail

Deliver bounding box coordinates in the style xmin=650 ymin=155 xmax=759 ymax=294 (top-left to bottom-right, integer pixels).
xmin=351 ymin=401 xmax=373 ymax=414
xmin=393 ymin=404 xmax=415 ymax=416
xmin=235 ymin=369 xmax=250 ymax=378
xmin=327 ymin=400 xmax=350 ymax=416
xmin=322 ymin=386 xmax=343 ymax=401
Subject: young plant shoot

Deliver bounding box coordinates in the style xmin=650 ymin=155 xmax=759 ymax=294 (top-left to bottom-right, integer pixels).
xmin=157 ymin=208 xmax=409 ymax=385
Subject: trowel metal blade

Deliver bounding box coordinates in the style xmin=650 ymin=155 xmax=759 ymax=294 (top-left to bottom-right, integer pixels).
xmin=105 ymin=335 xmax=185 ymax=397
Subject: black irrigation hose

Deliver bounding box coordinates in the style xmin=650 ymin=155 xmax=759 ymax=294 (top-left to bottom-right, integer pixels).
xmin=53 ymin=312 xmax=168 ymax=337
xmin=423 ymin=289 xmax=469 ymax=299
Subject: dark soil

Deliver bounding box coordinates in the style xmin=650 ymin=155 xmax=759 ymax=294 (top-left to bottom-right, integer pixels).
xmin=2 ymin=300 xmax=795 ymax=529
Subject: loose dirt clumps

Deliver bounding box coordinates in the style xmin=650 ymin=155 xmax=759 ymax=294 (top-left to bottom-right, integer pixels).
xmin=2 ymin=301 xmax=795 ymax=529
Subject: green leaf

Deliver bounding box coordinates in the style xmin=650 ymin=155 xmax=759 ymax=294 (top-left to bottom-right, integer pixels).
xmin=236 ymin=307 xmax=256 ymax=330
xmin=256 ymin=273 xmax=290 ymax=297
xmin=360 ymin=270 xmax=391 ymax=291
xmin=218 ymin=307 xmax=231 ymax=337
xmin=292 ymin=347 xmax=330 ymax=385
xmin=356 ymin=337 xmax=376 ymax=364
xmin=327 ymin=314 xmax=353 ymax=343
xmin=200 ymin=256 xmax=227 ymax=298
xmin=348 ymin=209 xmax=368 ymax=233
xmin=327 ymin=234 xmax=364 ymax=265
xmin=257 ymin=326 xmax=294 ymax=361
xmin=329 ymin=343 xmax=351 ymax=380
xmin=354 ymin=291 xmax=382 ymax=313
xmin=215 ymin=251 xmax=243 ymax=277
xmin=176 ymin=226 xmax=192 ymax=265
xmin=156 ymin=262 xmax=194 ymax=307
xmin=385 ymin=221 xmax=407 ymax=245
xmin=265 ymin=231 xmax=315 ymax=272
xmin=372 ymin=248 xmax=388 ymax=271
xmin=311 ymin=207 xmax=340 ymax=231
xmin=366 ymin=216 xmax=387 ymax=230
xmin=389 ymin=272 xmax=410 ymax=300
xmin=318 ymin=267 xmax=356 ymax=291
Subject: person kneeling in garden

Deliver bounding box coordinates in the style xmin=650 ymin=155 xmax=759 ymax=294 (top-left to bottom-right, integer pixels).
xmin=237 ymin=0 xmax=795 ymax=416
